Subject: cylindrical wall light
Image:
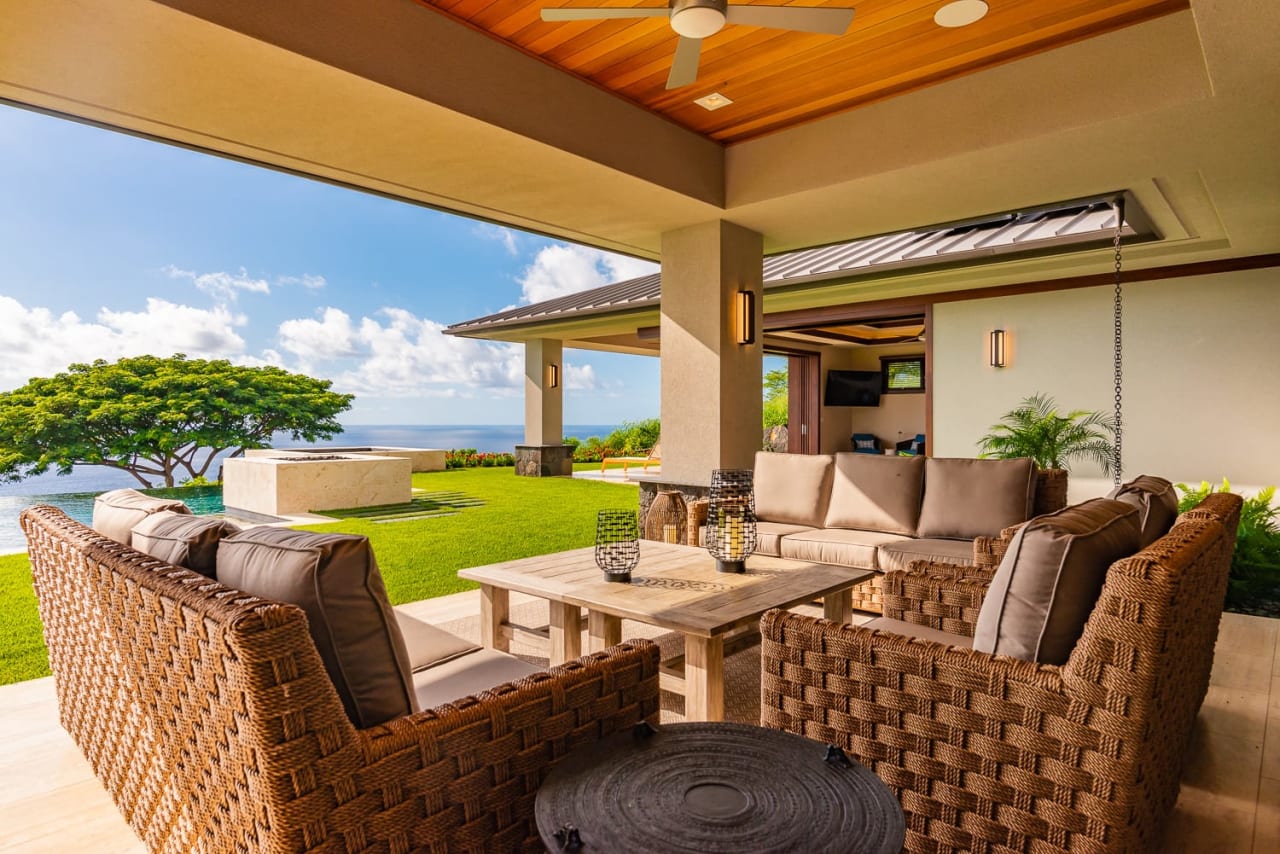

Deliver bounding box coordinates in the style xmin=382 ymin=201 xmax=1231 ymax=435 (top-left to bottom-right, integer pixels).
xmin=546 ymin=362 xmax=560 ymax=389
xmin=735 ymin=290 xmax=756 ymax=345
xmin=989 ymin=329 xmax=1007 ymax=368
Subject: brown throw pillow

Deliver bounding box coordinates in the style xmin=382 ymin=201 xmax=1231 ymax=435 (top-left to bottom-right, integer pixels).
xmin=753 ymin=451 xmax=835 ymax=528
xmin=917 ymin=458 xmax=1037 ymax=540
xmin=974 ymin=498 xmax=1141 ymax=665
xmin=216 ymin=527 xmax=416 ymax=728
xmin=92 ymin=488 xmax=192 ymax=547
xmin=824 ymin=453 xmax=926 ymax=535
xmin=1108 ymin=475 xmax=1178 ymax=548
xmin=129 ymin=511 xmax=241 ymax=578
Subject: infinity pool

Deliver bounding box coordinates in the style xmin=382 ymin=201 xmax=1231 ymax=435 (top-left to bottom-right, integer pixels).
xmin=0 ymin=486 xmax=224 ymax=554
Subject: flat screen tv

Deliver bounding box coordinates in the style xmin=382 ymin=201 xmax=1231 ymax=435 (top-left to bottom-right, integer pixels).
xmin=824 ymin=370 xmax=881 ymax=407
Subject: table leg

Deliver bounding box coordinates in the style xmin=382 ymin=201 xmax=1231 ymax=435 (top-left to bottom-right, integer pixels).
xmin=587 ymin=610 xmax=622 ymax=653
xmin=549 ymin=601 xmax=582 ymax=666
xmin=684 ymin=635 xmax=724 ymax=722
xmin=480 ymin=584 xmax=509 ymax=652
xmin=824 ymin=587 xmax=853 ymax=625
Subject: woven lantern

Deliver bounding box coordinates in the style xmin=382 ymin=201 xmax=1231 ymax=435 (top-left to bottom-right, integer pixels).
xmin=705 ymin=469 xmax=757 ymax=573
xmin=595 ymin=509 xmax=640 ymax=582
xmin=644 ymin=490 xmax=688 ymax=544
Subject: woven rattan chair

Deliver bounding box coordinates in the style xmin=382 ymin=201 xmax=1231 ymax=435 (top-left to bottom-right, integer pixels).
xmin=761 ymin=492 xmax=1241 ymax=853
xmin=21 ymin=505 xmax=660 ymax=853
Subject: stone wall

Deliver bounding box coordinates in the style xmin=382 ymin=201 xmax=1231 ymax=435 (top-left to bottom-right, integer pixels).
xmin=514 ymin=444 xmax=574 ymax=477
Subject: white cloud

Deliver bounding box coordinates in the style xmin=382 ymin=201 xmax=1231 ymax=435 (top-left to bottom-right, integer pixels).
xmin=474 ymin=224 xmax=520 ymax=256
xmin=517 ymin=244 xmax=657 ymax=304
xmin=271 ymin=306 xmax=559 ymax=398
xmin=0 ymin=294 xmax=247 ymax=390
xmin=277 ymin=273 xmax=327 ymax=290
xmin=564 ymin=362 xmax=596 ymax=391
xmin=164 ymin=265 xmax=271 ymax=302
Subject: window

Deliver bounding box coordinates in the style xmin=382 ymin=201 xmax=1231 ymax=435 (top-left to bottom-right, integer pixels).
xmin=881 ymin=355 xmax=925 ymax=393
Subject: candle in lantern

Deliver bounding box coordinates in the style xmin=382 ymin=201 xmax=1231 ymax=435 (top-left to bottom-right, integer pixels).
xmin=663 ymin=523 xmax=678 ymax=544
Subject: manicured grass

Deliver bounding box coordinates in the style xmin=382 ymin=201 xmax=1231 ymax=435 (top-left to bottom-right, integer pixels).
xmin=0 ymin=552 xmax=44 ymax=685
xmin=0 ymin=469 xmax=638 ymax=685
xmin=297 ymin=469 xmax=638 ymax=604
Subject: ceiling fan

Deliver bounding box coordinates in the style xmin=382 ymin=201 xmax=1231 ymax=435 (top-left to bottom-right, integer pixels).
xmin=541 ymin=0 xmax=856 ymax=90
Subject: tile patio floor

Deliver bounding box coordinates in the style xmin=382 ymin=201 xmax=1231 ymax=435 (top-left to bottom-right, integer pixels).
xmin=1 ymin=592 xmax=1276 ymax=852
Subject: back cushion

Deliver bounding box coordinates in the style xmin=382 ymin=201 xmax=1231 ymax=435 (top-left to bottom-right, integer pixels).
xmin=824 ymin=453 xmax=926 ymax=535
xmin=753 ymin=452 xmax=835 ymax=528
xmin=917 ymin=458 xmax=1037 ymax=539
xmin=974 ymin=498 xmax=1141 ymax=665
xmin=1108 ymin=475 xmax=1179 ymax=548
xmin=216 ymin=527 xmax=416 ymax=728
xmin=130 ymin=510 xmax=241 ymax=578
xmin=92 ymin=488 xmax=192 ymax=546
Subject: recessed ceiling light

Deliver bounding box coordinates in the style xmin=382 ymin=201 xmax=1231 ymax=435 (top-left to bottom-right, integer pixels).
xmin=934 ymin=0 xmax=988 ymax=28
xmin=695 ymin=92 xmax=733 ymax=111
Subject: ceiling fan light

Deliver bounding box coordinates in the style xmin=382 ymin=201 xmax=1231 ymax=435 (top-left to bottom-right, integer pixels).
xmin=934 ymin=0 xmax=988 ymax=28
xmin=671 ymin=7 xmax=726 ymax=39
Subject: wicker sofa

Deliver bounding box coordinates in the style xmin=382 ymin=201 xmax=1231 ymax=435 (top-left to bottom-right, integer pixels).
xmin=21 ymin=505 xmax=660 ymax=853
xmin=760 ymin=491 xmax=1241 ymax=853
xmin=690 ymin=452 xmax=1067 ymax=613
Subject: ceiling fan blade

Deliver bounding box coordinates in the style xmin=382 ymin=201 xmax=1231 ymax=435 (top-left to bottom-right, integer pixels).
xmin=666 ymin=36 xmax=703 ymax=89
xmin=541 ymin=7 xmax=671 ymax=22
xmin=724 ymin=5 xmax=855 ymax=35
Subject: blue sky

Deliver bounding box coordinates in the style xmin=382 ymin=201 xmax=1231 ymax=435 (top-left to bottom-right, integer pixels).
xmin=0 ymin=105 xmax=661 ymax=425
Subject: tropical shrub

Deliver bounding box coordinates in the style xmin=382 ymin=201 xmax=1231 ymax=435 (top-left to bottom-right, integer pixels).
xmin=445 ymin=449 xmax=515 ymax=469
xmin=1176 ymin=479 xmax=1280 ymax=609
xmin=763 ymin=367 xmax=788 ymax=430
xmin=978 ymin=393 xmax=1115 ymax=474
xmin=604 ymin=419 xmax=661 ymax=456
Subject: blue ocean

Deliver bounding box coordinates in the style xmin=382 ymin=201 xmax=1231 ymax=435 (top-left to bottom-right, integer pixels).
xmin=0 ymin=424 xmax=617 ymax=553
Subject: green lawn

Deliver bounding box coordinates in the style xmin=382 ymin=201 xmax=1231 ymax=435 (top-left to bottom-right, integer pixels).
xmin=0 ymin=468 xmax=638 ymax=686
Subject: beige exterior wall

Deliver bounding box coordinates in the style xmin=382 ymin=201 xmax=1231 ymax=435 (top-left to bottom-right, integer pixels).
xmin=524 ymin=338 xmax=564 ymax=445
xmin=933 ymin=268 xmax=1280 ymax=495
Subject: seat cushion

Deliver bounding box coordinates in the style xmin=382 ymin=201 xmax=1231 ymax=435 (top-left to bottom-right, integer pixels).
xmin=1108 ymin=474 xmax=1179 ymax=548
xmin=876 ymin=538 xmax=976 ymax=573
xmin=216 ymin=527 xmax=416 ymax=728
xmin=412 ymin=648 xmax=543 ymax=711
xmin=753 ymin=451 xmax=835 ymax=528
xmin=697 ymin=521 xmax=815 ymax=556
xmin=863 ymin=616 xmax=974 ymax=649
xmin=129 ymin=510 xmax=241 ymax=578
xmin=825 ymin=452 xmax=925 ymax=536
xmin=974 ymin=498 xmax=1141 ymax=665
xmin=92 ymin=488 xmax=192 ymax=547
xmin=780 ymin=528 xmax=911 ymax=569
xmin=917 ymin=457 xmax=1037 ymax=539
xmin=395 ymin=611 xmax=480 ymax=673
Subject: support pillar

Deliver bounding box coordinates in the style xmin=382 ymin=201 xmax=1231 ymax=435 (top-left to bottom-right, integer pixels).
xmin=659 ymin=221 xmax=764 ymax=484
xmin=516 ymin=338 xmax=573 ymax=476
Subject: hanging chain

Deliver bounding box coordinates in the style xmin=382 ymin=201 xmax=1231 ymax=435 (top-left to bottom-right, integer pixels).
xmin=1112 ymin=198 xmax=1125 ymax=487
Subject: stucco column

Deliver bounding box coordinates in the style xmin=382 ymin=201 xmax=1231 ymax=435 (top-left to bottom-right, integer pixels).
xmin=524 ymin=338 xmax=563 ymax=445
xmin=660 ymin=220 xmax=764 ymax=483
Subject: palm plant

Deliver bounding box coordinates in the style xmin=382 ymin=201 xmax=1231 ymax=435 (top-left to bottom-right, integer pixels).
xmin=978 ymin=393 xmax=1116 ymax=474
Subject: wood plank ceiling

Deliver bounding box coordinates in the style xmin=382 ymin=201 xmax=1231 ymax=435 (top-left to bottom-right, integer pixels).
xmin=417 ymin=0 xmax=1186 ymax=143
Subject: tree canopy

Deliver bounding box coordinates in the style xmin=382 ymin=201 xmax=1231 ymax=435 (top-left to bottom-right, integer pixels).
xmin=763 ymin=367 xmax=788 ymax=429
xmin=0 ymin=355 xmax=354 ymax=488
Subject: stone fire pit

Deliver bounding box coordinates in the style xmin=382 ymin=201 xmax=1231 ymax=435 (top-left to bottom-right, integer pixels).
xmin=223 ymin=451 xmax=412 ymax=517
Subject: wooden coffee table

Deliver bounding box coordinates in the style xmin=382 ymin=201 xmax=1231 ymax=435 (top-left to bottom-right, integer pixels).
xmin=458 ymin=541 xmax=871 ymax=721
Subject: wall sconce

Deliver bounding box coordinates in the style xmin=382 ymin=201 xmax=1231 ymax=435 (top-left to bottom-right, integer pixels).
xmin=546 ymin=362 xmax=560 ymax=389
xmin=735 ymin=290 xmax=755 ymax=345
xmin=989 ymin=329 xmax=1007 ymax=368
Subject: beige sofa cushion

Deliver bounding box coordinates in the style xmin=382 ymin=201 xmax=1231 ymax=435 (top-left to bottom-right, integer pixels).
xmin=824 ymin=453 xmax=925 ymax=535
xmin=1108 ymin=475 xmax=1179 ymax=548
xmin=780 ymin=528 xmax=910 ymax=570
xmin=974 ymin=498 xmax=1141 ymax=665
xmin=917 ymin=458 xmax=1037 ymax=540
xmin=698 ymin=520 xmax=815 ymax=556
xmin=412 ymin=648 xmax=542 ymax=711
xmin=92 ymin=488 xmax=192 ymax=546
xmin=863 ymin=616 xmax=974 ymax=649
xmin=216 ymin=527 xmax=416 ymax=728
xmin=130 ymin=510 xmax=241 ymax=578
xmin=753 ymin=451 xmax=835 ymax=528
xmin=876 ymin=538 xmax=976 ymax=573
xmin=395 ymin=611 xmax=480 ymax=673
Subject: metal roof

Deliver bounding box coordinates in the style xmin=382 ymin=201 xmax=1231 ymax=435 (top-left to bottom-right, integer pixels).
xmin=447 ymin=197 xmax=1138 ymax=336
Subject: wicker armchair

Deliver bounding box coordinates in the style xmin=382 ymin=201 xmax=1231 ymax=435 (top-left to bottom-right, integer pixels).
xmin=21 ymin=505 xmax=660 ymax=854
xmin=761 ymin=492 xmax=1241 ymax=853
